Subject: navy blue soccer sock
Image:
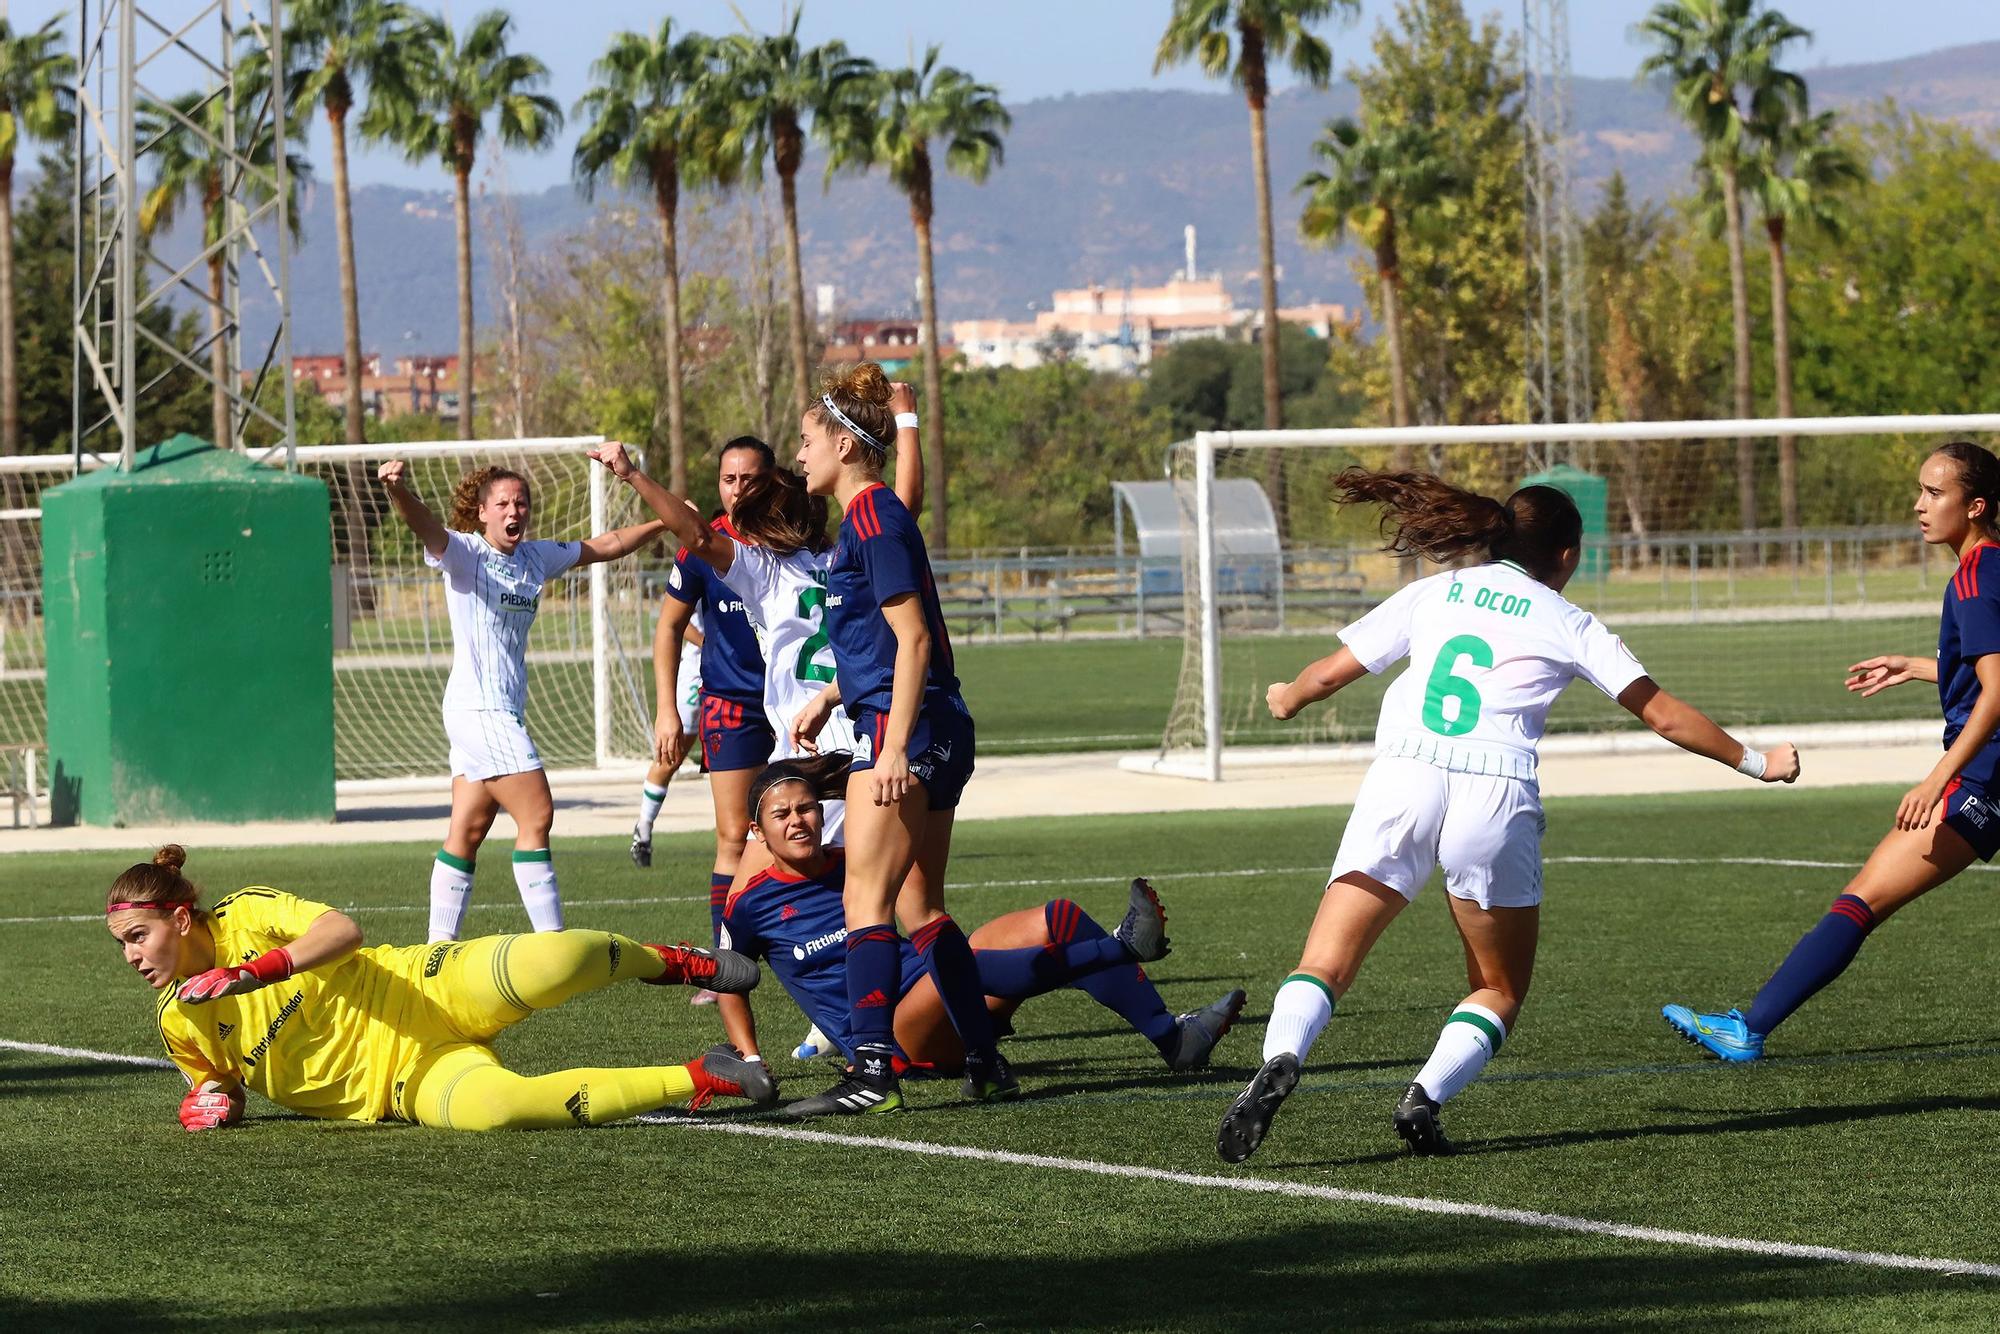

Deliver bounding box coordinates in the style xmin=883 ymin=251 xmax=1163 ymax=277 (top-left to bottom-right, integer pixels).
xmin=708 ymin=872 xmax=731 ymax=946
xmin=844 ymin=923 xmax=903 ymax=1062
xmin=912 ymin=915 xmax=1001 ymax=1068
xmin=977 ymin=899 xmax=1178 ymax=1052
xmin=1744 ymin=894 xmax=1877 ymax=1036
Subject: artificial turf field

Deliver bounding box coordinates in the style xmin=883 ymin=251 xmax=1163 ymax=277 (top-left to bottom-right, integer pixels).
xmin=6 ymin=785 xmax=2000 ymax=1329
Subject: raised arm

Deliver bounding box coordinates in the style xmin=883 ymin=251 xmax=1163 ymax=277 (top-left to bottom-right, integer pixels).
xmin=377 ymin=460 xmax=449 ymax=558
xmin=889 ymin=381 xmax=924 ymax=518
xmin=1267 ymin=645 xmax=1371 ymax=720
xmin=586 ymin=442 xmax=734 ymax=572
xmin=1617 ymin=678 xmax=1801 ymax=783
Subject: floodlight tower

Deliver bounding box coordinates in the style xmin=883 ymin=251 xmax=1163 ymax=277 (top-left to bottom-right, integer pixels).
xmin=1521 ymin=0 xmax=1591 ymax=463
xmin=72 ymin=0 xmax=297 ymax=471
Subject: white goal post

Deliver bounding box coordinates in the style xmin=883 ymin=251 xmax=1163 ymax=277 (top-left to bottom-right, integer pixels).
xmin=1140 ymin=413 xmax=2000 ymax=782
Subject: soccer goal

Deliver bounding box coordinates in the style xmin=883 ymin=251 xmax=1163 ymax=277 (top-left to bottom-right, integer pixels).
xmin=1 ymin=437 xmax=667 ymax=788
xmin=1139 ymin=413 xmax=2000 ymax=781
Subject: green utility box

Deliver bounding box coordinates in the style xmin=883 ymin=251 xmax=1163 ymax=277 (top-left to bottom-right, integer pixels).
xmin=42 ymin=436 xmax=334 ymax=826
xmin=1520 ymin=463 xmax=1608 ymax=578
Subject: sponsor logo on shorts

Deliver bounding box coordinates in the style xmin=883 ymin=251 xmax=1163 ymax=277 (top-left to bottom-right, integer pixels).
xmin=608 ymin=938 xmax=622 ymax=974
xmin=424 ymin=944 xmax=451 ymax=977
xmin=853 ymin=732 xmax=873 ymax=762
xmin=1959 ymin=794 xmax=1991 ymax=829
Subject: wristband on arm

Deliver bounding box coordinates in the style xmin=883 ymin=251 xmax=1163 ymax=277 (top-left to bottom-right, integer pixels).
xmin=1735 ymin=747 xmax=1768 ymax=779
xmin=177 ymin=947 xmax=295 ymax=1004
xmin=894 ymin=412 xmax=920 ymax=431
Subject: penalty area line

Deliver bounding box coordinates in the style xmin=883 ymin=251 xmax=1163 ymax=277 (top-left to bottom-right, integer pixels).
xmin=645 ymin=1117 xmax=2000 ymax=1280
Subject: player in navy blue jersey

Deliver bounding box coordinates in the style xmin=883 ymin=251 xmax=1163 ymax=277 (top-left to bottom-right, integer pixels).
xmin=719 ymin=757 xmax=1246 ymax=1097
xmin=785 ymin=362 xmax=1005 ymax=1116
xmin=1665 ymin=441 xmax=2000 ymax=1064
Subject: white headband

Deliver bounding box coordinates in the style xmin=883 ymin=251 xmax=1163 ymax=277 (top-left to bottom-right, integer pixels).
xmin=820 ymin=395 xmax=888 ymax=453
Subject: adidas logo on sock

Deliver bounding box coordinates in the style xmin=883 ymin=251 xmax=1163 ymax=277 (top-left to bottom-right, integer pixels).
xmin=855 ymin=988 xmax=890 ymax=1008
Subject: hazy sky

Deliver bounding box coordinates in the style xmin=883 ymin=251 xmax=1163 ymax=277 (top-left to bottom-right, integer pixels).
xmin=20 ymin=0 xmax=2000 ymax=191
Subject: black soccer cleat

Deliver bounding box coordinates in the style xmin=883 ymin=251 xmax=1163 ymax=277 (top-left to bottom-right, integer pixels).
xmin=962 ymin=1050 xmax=1023 ymax=1104
xmin=630 ymin=828 xmax=652 ymax=869
xmin=1168 ymin=989 xmax=1248 ymax=1073
xmin=1114 ymin=877 xmax=1172 ymax=962
xmin=783 ymin=1066 xmax=904 ymax=1118
xmin=643 ymin=942 xmax=760 ymax=994
xmin=1216 ymin=1052 xmax=1300 ymax=1164
xmin=1391 ymin=1081 xmax=1455 ymax=1157
xmin=689 ymin=1043 xmax=779 ymax=1109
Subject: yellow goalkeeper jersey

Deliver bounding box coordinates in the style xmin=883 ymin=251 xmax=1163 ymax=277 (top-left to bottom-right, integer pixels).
xmin=154 ymin=888 xmax=464 ymax=1123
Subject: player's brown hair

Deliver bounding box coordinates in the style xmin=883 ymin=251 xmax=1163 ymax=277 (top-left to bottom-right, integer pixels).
xmin=105 ymin=844 xmax=204 ymax=916
xmin=1333 ymin=467 xmax=1583 ymax=582
xmin=732 ymin=468 xmax=832 ymax=556
xmin=1932 ymin=441 xmax=2000 ymax=533
xmin=812 ymin=361 xmax=895 ymax=469
xmin=748 ymin=752 xmax=853 ymax=824
xmin=447 ymin=466 xmax=531 ymax=533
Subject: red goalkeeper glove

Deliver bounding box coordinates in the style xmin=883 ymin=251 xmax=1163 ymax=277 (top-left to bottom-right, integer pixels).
xmin=176 ymin=947 xmax=294 ymax=1004
xmin=178 ymin=1086 xmax=241 ymax=1132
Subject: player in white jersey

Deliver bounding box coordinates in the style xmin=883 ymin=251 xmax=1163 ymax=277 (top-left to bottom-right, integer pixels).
xmin=379 ymin=461 xmax=667 ymax=942
xmin=1216 ymin=468 xmax=1801 ymax=1164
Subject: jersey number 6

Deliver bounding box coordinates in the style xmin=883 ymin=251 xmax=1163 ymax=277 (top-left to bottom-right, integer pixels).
xmin=1421 ymin=634 xmax=1493 ymax=737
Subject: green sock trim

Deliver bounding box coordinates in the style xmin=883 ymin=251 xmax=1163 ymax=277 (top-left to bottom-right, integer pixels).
xmin=642 ymin=785 xmax=666 ymax=800
xmin=1281 ymin=972 xmax=1338 ymax=1008
xmin=512 ymin=848 xmax=552 ymax=864
xmin=1448 ymin=1009 xmax=1504 ymax=1051
xmin=435 ymin=849 xmax=473 ymax=873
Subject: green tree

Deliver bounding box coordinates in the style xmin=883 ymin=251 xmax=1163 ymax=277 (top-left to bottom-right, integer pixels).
xmin=0 ymin=17 xmax=74 ymax=453
xmin=574 ymin=19 xmax=724 ymax=494
xmin=1141 ymin=335 xmax=1342 ymax=441
xmin=138 ymin=90 xmax=311 ymax=451
xmin=1638 ymin=0 xmax=1808 ymax=534
xmin=366 ymin=9 xmax=562 ymax=439
xmin=1154 ymin=0 xmax=1355 ymax=440
xmin=716 ymin=9 xmax=873 ymax=418
xmin=836 ymin=48 xmax=1009 ymax=554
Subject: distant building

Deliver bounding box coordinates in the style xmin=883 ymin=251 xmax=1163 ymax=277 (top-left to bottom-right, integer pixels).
xmin=819 ymin=318 xmax=943 ymax=376
xmin=287 ymin=353 xmax=463 ymax=419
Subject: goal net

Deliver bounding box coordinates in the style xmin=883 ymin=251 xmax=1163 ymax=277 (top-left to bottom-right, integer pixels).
xmin=1146 ymin=414 xmax=2000 ymax=780
xmin=1 ymin=438 xmax=664 ymax=786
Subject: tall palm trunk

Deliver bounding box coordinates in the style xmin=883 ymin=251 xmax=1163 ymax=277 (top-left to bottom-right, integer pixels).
xmin=0 ymin=155 xmax=16 ymax=453
xmin=453 ymin=161 xmax=474 ymax=440
xmin=775 ymin=112 xmax=811 ymax=420
xmin=1242 ymin=30 xmax=1285 ymax=533
xmin=328 ymin=99 xmax=366 ymax=444
xmin=1380 ymin=223 xmax=1415 ymax=583
xmin=1719 ymin=157 xmax=1755 ymax=536
xmin=910 ymin=149 xmax=946 ymax=553
xmin=207 ymin=250 xmax=232 ymax=450
xmin=1766 ymin=215 xmax=1797 ymax=537
xmin=654 ymin=163 xmax=688 ymax=494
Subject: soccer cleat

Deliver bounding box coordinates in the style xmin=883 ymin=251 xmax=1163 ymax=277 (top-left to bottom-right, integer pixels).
xmin=687 ymin=1043 xmax=779 ymax=1109
xmin=642 ymin=942 xmax=760 ymax=994
xmin=1114 ymin=877 xmax=1172 ymax=962
xmin=1391 ymin=1081 xmax=1454 ymax=1156
xmin=1167 ymin=989 xmax=1248 ymax=1073
xmin=782 ymin=1068 xmax=904 ymax=1118
xmin=1216 ymin=1052 xmax=1301 ymax=1164
xmin=1662 ymin=1004 xmax=1765 ymax=1063
xmin=961 ymin=1051 xmax=1022 ymax=1104
xmin=792 ymin=1024 xmax=832 ymax=1061
xmin=629 ymin=828 xmax=652 ymax=869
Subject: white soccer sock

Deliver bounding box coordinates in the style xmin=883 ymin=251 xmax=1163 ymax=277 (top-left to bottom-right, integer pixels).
xmin=1263 ymin=973 xmax=1336 ymax=1063
xmin=428 ymin=851 xmax=474 ymax=943
xmin=636 ymin=784 xmax=667 ymax=838
xmin=1411 ymin=1002 xmax=1508 ymax=1105
xmin=512 ymin=849 xmax=564 ymax=931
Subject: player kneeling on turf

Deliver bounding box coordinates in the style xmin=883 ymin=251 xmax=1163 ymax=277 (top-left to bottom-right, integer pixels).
xmin=1216 ymin=469 xmax=1800 ymax=1165
xmin=717 ymin=755 xmax=1247 ymax=1116
xmin=107 ymin=845 xmax=776 ymax=1132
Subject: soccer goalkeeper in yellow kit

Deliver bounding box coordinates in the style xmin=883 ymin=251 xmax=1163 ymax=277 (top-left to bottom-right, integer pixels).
xmin=105 ymin=846 xmax=776 ymax=1131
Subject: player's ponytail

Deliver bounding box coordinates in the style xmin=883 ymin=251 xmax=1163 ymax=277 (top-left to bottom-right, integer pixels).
xmin=1334 ymin=467 xmax=1581 ymax=582
xmin=1933 ymin=441 xmax=2000 ymax=533
xmin=748 ymin=752 xmax=853 ymax=824
xmin=105 ymin=844 xmax=205 ymax=916
xmin=813 ymin=362 xmax=895 ymax=473
xmin=732 ymin=468 xmax=832 ymax=556
xmin=447 ymin=466 xmax=531 ymax=533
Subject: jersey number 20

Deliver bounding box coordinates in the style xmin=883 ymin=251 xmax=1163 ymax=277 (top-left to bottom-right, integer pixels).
xmin=1421 ymin=634 xmax=1493 ymax=736
xmin=794 ymin=585 xmax=838 ymax=684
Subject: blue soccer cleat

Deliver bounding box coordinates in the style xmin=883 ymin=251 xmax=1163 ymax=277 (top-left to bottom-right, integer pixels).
xmin=1662 ymin=1004 xmax=1765 ymax=1063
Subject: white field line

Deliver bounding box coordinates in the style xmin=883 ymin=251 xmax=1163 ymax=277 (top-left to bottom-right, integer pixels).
xmin=9 ymin=1035 xmax=1997 ymax=1280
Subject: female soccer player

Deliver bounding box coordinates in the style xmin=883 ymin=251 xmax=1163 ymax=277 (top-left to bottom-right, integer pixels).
xmin=1664 ymin=441 xmax=2000 ymax=1064
xmin=378 ymin=461 xmax=666 ymax=942
xmin=107 ymin=845 xmax=773 ymax=1132
xmin=717 ymin=757 xmax=1246 ymax=1099
xmin=1215 ymin=468 xmax=1800 ymax=1164
xmin=785 ymin=362 xmax=1008 ymax=1116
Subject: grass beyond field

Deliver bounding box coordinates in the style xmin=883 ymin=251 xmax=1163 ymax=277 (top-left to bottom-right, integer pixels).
xmin=5 ymin=786 xmax=1999 ymax=1328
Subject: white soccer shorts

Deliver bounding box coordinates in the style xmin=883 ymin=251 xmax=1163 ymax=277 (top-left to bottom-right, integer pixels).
xmin=444 ymin=709 xmax=544 ymax=781
xmin=1329 ymin=755 xmax=1545 ymax=909
xmin=674 ymin=646 xmax=702 ymax=732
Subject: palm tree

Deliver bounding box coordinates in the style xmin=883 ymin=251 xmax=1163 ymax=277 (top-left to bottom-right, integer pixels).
xmin=1298 ymin=114 xmax=1456 ymax=457
xmin=717 ymin=8 xmax=874 ymax=419
xmin=1747 ymin=106 xmax=1861 ymax=536
xmin=837 ymin=49 xmax=1008 ymax=554
xmin=366 ymin=9 xmax=561 ymax=440
xmin=257 ymin=0 xmax=415 ymax=445
xmin=0 ymin=17 xmax=74 ymax=453
xmin=1638 ymin=0 xmax=1808 ymax=535
xmin=574 ymin=20 xmax=724 ymax=494
xmin=138 ymin=90 xmax=311 ymax=451
xmin=1156 ymin=0 xmax=1354 ymax=438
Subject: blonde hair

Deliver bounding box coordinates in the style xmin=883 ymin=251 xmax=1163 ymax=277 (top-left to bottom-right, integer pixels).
xmin=105 ymin=844 xmax=204 ymax=917
xmin=447 ymin=466 xmax=531 ymax=533
xmin=812 ymin=362 xmax=896 ymax=470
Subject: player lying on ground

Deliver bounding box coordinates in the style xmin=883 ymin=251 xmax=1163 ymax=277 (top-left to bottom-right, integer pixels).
xmin=377 ymin=460 xmax=665 ymax=942
xmin=1665 ymin=441 xmax=2000 ymax=1064
xmin=716 ymin=756 xmax=1246 ymax=1115
xmin=107 ymin=845 xmax=775 ymax=1131
xmin=1216 ymin=469 xmax=1800 ymax=1164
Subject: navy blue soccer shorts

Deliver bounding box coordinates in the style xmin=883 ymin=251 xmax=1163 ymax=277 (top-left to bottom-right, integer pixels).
xmin=699 ymin=692 xmax=776 ymax=773
xmin=1942 ymin=772 xmax=2000 ymax=862
xmin=849 ymin=694 xmax=976 ymax=810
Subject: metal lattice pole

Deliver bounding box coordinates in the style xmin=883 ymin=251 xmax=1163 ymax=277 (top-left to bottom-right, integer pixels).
xmin=1521 ymin=0 xmax=1592 ymax=465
